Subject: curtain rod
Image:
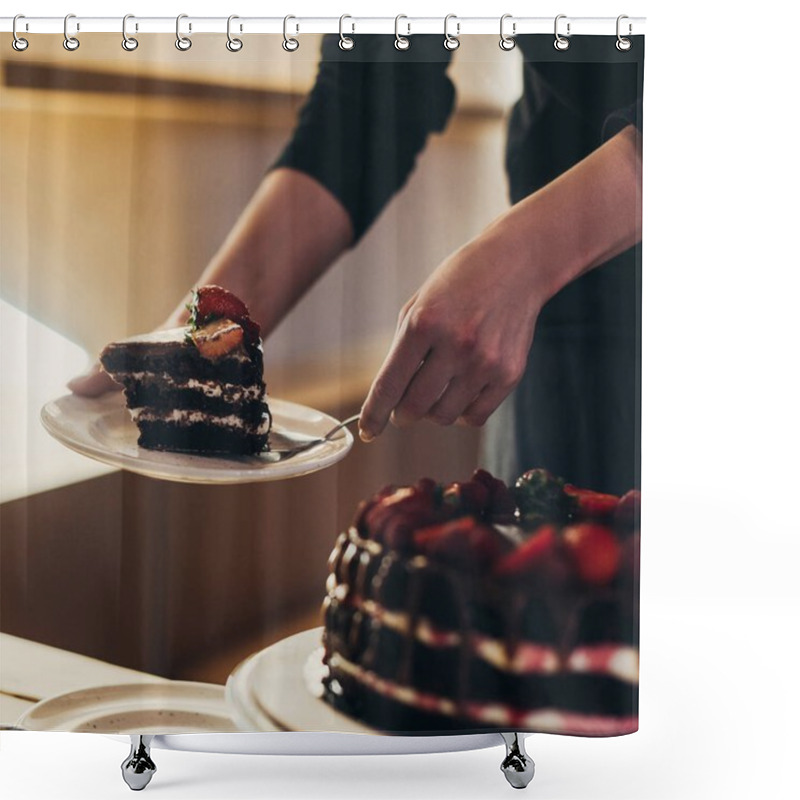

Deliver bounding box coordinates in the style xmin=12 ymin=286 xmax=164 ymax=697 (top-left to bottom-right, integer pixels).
xmin=1 ymin=16 xmax=645 ymax=37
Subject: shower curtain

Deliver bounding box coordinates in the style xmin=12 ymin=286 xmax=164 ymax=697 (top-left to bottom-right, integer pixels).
xmin=0 ymin=25 xmax=643 ymax=739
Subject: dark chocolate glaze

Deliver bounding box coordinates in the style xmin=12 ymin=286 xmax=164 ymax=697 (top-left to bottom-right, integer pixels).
xmin=322 ymin=526 xmax=638 ymax=732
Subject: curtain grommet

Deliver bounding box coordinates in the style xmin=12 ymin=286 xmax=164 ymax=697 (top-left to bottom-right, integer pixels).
xmin=499 ymin=14 xmax=516 ymax=51
xmin=12 ymin=14 xmax=29 ymax=51
xmin=121 ymin=14 xmax=138 ymax=51
xmin=444 ymin=14 xmax=460 ymax=51
xmin=339 ymin=14 xmax=355 ymax=50
xmin=175 ymin=14 xmax=192 ymax=51
xmin=226 ymin=15 xmax=243 ymax=52
xmin=63 ymin=13 xmax=80 ymax=51
xmin=394 ymin=15 xmax=410 ymax=51
xmin=554 ymin=14 xmax=571 ymax=51
xmin=616 ymin=15 xmax=632 ymax=51
xmin=283 ymin=15 xmax=299 ymax=52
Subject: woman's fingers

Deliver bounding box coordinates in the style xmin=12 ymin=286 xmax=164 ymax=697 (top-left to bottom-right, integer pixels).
xmin=360 ymin=330 xmax=429 ymax=441
xmin=426 ymin=375 xmax=486 ymax=426
xmin=390 ymin=349 xmax=454 ymax=427
xmin=458 ymin=383 xmax=513 ymax=427
xmin=67 ymin=361 xmax=120 ymax=397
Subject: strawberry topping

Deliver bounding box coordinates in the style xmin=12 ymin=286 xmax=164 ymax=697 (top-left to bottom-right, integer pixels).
xmin=562 ymin=523 xmax=622 ymax=586
xmin=492 ymin=524 xmax=558 ymax=577
xmin=564 ymin=485 xmax=619 ymax=520
xmin=189 ymin=285 xmax=262 ymax=344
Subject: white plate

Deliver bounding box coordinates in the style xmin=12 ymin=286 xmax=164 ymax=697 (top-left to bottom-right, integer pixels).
xmin=225 ymin=629 xmax=503 ymax=754
xmin=226 ymin=628 xmax=375 ymax=735
xmin=40 ymin=392 xmax=353 ymax=484
xmin=16 ymin=681 xmax=239 ymax=733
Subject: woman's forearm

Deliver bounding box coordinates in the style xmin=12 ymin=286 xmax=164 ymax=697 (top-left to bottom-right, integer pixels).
xmin=359 ymin=125 xmax=642 ymax=440
xmin=482 ymin=124 xmax=642 ymax=304
xmin=164 ymin=167 xmax=354 ymax=333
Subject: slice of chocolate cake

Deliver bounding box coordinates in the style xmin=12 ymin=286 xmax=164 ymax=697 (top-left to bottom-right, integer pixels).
xmin=100 ymin=286 xmax=271 ymax=456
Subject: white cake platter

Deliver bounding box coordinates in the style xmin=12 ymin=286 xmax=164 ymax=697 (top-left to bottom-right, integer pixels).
xmin=40 ymin=392 xmax=353 ymax=483
xmin=223 ymin=627 xmax=505 ymax=757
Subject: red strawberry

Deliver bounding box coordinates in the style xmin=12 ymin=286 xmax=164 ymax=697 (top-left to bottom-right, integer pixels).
xmin=191 ymin=319 xmax=244 ymax=360
xmin=364 ymin=487 xmax=442 ymax=544
xmin=615 ymin=490 xmax=641 ymax=532
xmin=414 ymin=518 xmax=510 ymax=569
xmin=442 ymin=480 xmax=491 ymax=517
xmin=493 ymin=524 xmax=557 ymax=577
xmin=562 ymin=523 xmax=621 ymax=586
xmin=564 ymin=485 xmax=619 ymax=520
xmin=191 ymin=286 xmax=261 ymax=344
xmin=472 ymin=469 xmax=517 ymax=523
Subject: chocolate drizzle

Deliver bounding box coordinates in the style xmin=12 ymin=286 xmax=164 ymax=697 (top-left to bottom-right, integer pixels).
xmin=322 ymin=525 xmax=638 ymax=731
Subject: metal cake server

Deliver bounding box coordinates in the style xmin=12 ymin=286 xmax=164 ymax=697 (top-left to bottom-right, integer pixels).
xmin=264 ymin=414 xmax=360 ymax=462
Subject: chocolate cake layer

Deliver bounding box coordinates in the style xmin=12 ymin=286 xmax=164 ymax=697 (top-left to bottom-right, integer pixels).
xmin=136 ymin=419 xmax=269 ymax=455
xmin=101 ymin=342 xmax=264 ymax=386
xmin=324 ymin=602 xmax=637 ymax=716
xmin=324 ymin=660 xmax=638 ymax=736
xmin=123 ymin=380 xmax=267 ymax=422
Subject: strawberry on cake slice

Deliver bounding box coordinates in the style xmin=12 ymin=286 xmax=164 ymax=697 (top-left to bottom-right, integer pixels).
xmin=100 ymin=286 xmax=271 ymax=455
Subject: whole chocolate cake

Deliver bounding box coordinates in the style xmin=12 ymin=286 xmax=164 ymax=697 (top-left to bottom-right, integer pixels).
xmin=321 ymin=469 xmax=640 ymax=735
xmin=100 ymin=286 xmax=271 ymax=455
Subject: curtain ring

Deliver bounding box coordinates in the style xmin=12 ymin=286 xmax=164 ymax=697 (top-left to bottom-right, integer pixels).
xmin=499 ymin=14 xmax=515 ymax=51
xmin=122 ymin=14 xmax=138 ymax=51
xmin=175 ymin=14 xmax=192 ymax=51
xmin=63 ymin=13 xmax=79 ymax=51
xmin=616 ymin=15 xmax=632 ymax=51
xmin=394 ymin=15 xmax=410 ymax=51
xmin=226 ymin=15 xmax=243 ymax=51
xmin=339 ymin=14 xmax=355 ymax=50
xmin=12 ymin=15 xmax=29 ymax=51
xmin=444 ymin=14 xmax=460 ymax=51
xmin=283 ymin=15 xmax=299 ymax=51
xmin=554 ymin=14 xmax=570 ymax=51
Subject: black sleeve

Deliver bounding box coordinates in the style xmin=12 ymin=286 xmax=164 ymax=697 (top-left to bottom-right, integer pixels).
xmin=272 ymin=35 xmax=456 ymax=242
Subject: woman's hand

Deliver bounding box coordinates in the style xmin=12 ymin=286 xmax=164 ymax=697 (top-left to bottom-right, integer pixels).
xmin=67 ymin=362 xmax=119 ymax=397
xmin=359 ymin=125 xmax=642 ymax=442
xmin=358 ymin=232 xmax=544 ymax=441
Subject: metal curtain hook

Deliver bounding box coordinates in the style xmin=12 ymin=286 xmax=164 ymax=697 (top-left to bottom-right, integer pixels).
xmin=444 ymin=14 xmax=460 ymax=51
xmin=394 ymin=14 xmax=410 ymax=51
xmin=122 ymin=14 xmax=138 ymax=51
xmin=63 ymin=13 xmax=79 ymax=51
xmin=12 ymin=14 xmax=29 ymax=51
xmin=616 ymin=14 xmax=632 ymax=51
xmin=499 ymin=14 xmax=515 ymax=51
xmin=339 ymin=14 xmax=354 ymax=50
xmin=227 ymin=15 xmax=243 ymax=51
xmin=283 ymin=15 xmax=299 ymax=51
xmin=175 ymin=14 xmax=192 ymax=51
xmin=554 ymin=14 xmax=570 ymax=51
